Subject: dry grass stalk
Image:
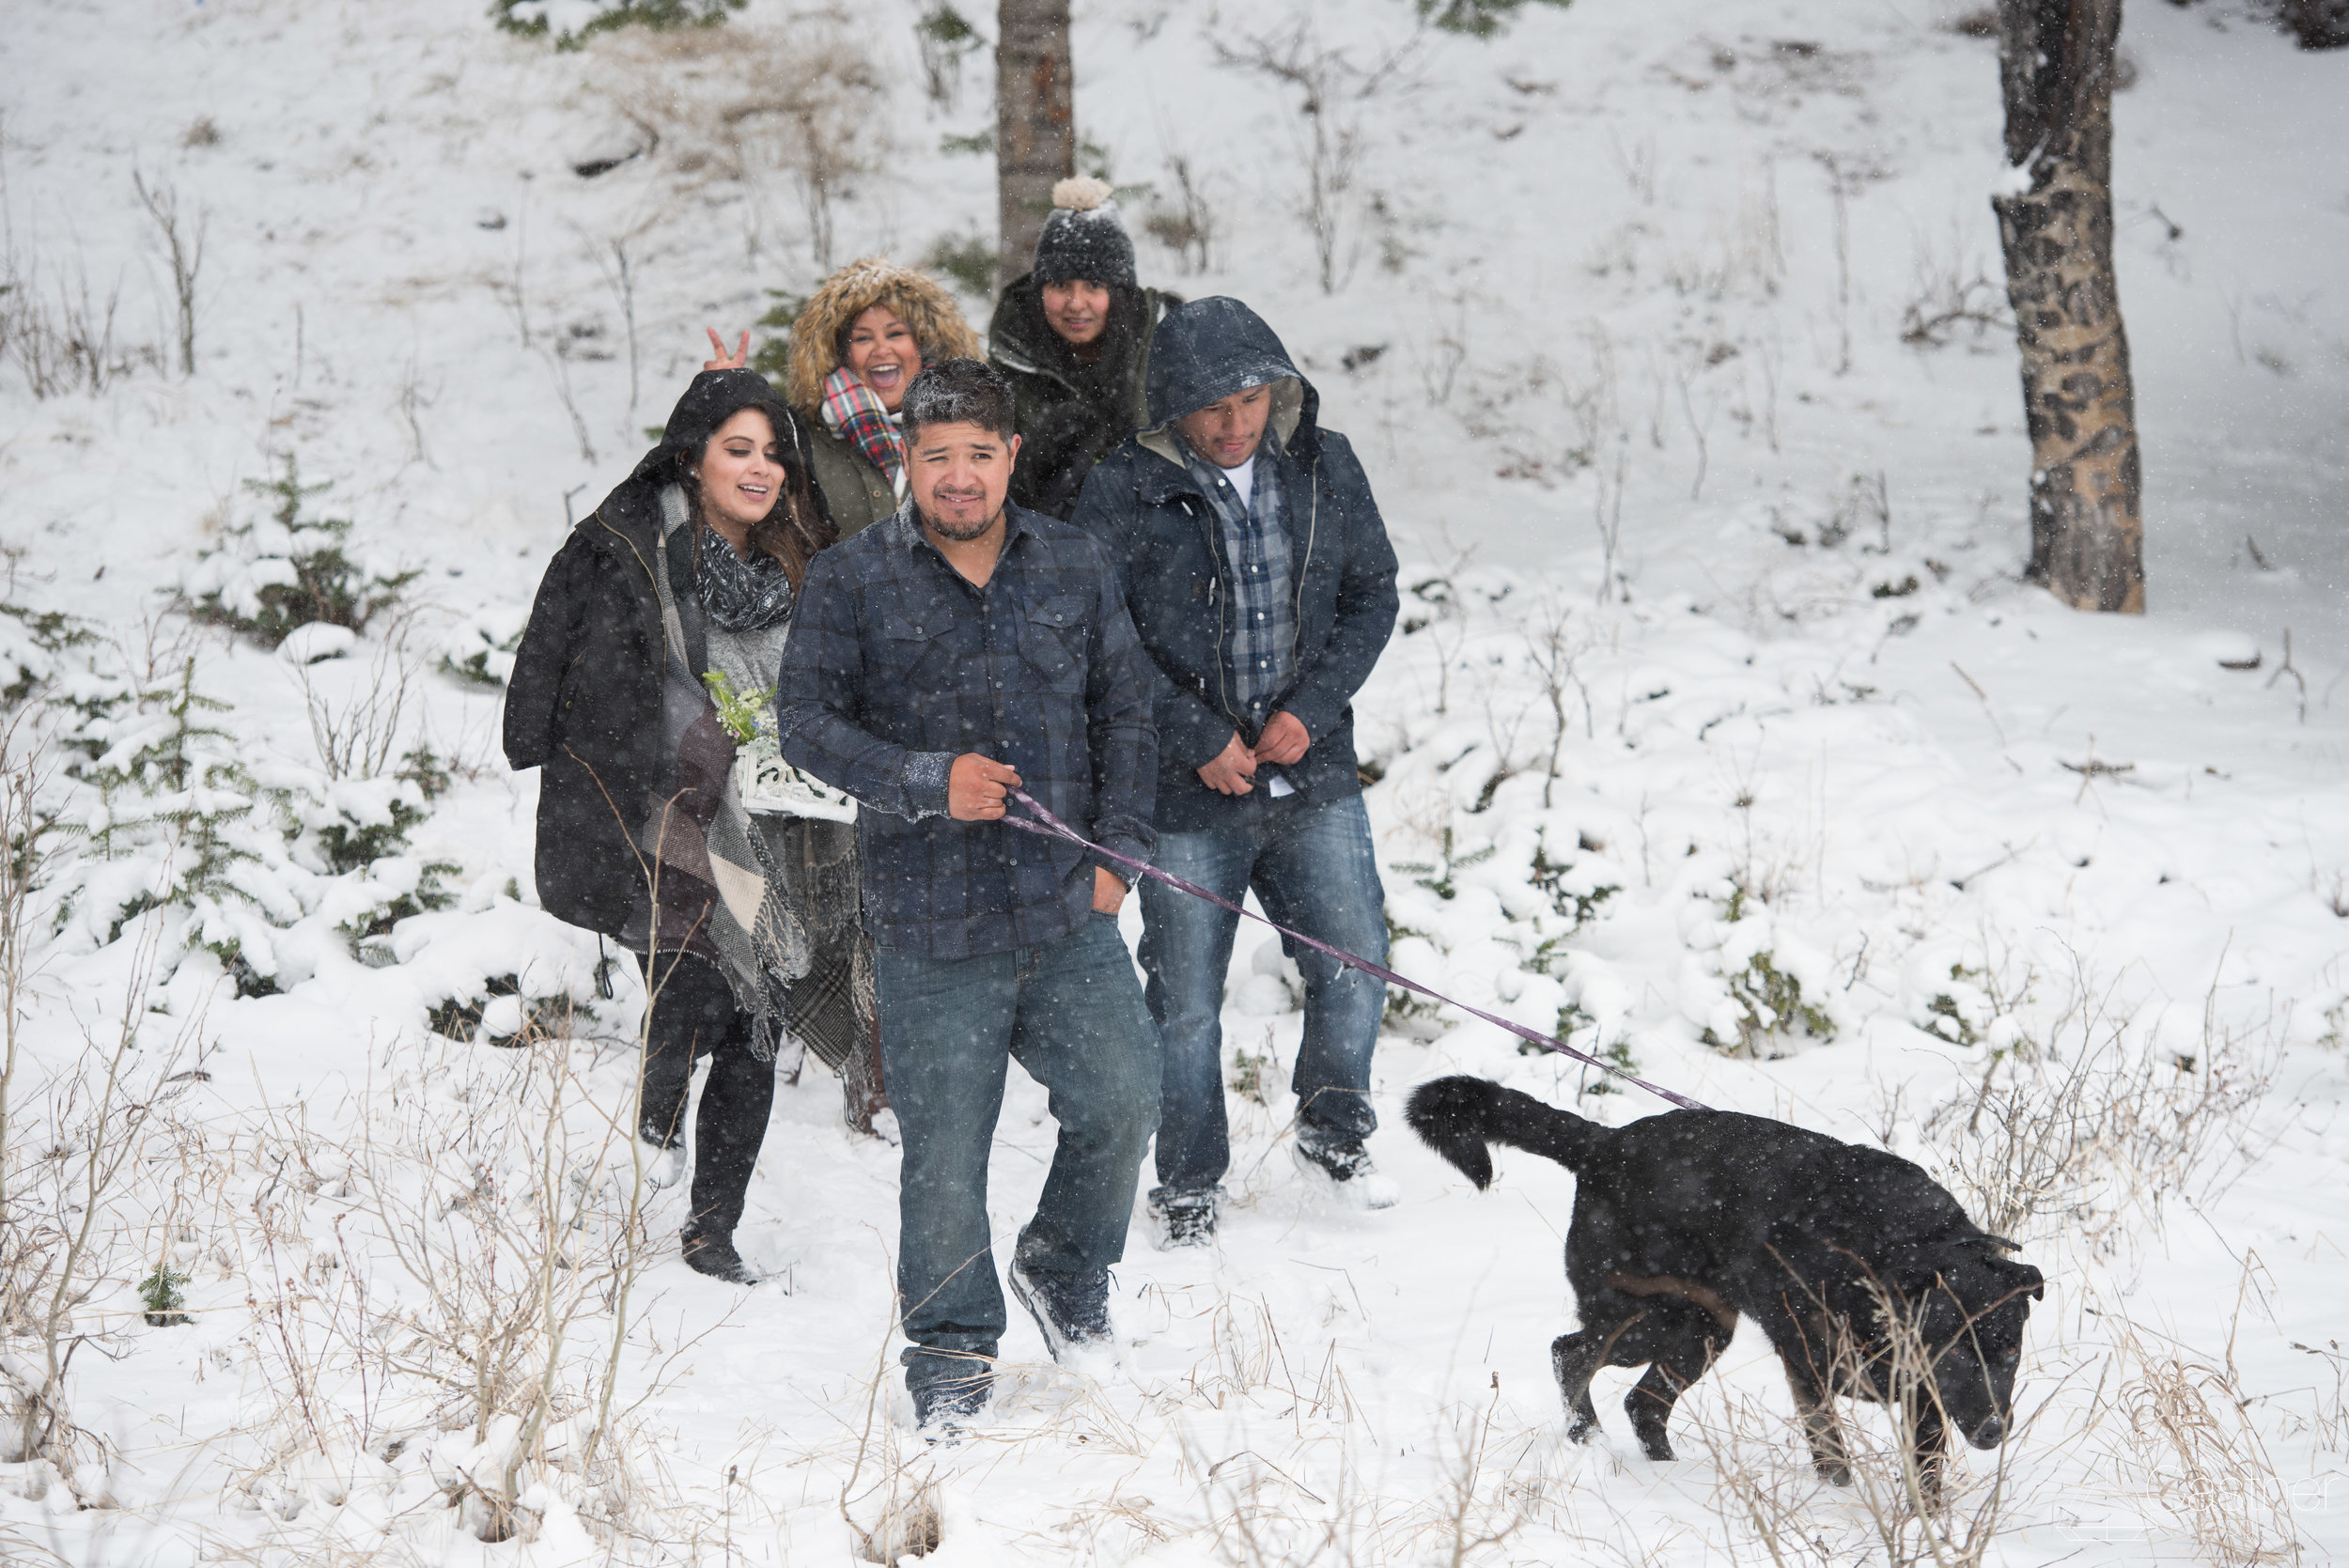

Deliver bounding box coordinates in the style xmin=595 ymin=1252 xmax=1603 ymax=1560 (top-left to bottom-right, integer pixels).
xmin=2100 ymin=1310 xmax=2302 ymax=1562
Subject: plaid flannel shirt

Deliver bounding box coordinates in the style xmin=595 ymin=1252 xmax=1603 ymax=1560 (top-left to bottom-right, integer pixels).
xmin=1183 ymin=441 xmax=1297 ymax=726
xmin=774 ymin=503 xmax=1157 ymax=959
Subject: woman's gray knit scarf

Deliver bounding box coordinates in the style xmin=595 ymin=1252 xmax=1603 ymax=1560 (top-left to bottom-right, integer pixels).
xmin=695 ymin=532 xmax=797 ymax=632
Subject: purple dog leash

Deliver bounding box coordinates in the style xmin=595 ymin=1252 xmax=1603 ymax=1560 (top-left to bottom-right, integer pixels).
xmin=1001 ymin=787 xmax=1713 ymax=1113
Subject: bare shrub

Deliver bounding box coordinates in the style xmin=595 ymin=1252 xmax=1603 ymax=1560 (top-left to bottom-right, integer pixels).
xmin=1913 ymin=964 xmax=2277 ymax=1245
xmin=1901 ymin=225 xmax=2009 ymax=349
xmin=1143 ymin=150 xmax=1218 ymax=274
xmin=592 ymin=15 xmax=885 ymax=269
xmin=1211 ymin=17 xmax=1420 ymax=293
xmin=132 ymin=168 xmax=206 ymax=377
xmin=1522 ymin=604 xmax=1590 ymax=805
xmin=1681 ymin=1288 xmax=2020 ymax=1567
xmin=0 ymin=241 xmax=145 ymax=398
xmin=298 ymin=617 xmax=418 ymax=781
xmin=231 ymin=1008 xmax=669 ymax=1545
xmin=0 ymin=862 xmax=205 ymax=1504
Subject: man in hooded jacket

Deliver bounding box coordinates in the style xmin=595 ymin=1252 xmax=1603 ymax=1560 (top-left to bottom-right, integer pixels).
xmin=1071 ymin=299 xmax=1401 ymax=1247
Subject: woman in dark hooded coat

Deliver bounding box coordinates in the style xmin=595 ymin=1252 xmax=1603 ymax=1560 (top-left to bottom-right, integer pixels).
xmin=988 ymin=177 xmax=1175 ymax=520
xmin=504 ymin=369 xmax=882 ymax=1284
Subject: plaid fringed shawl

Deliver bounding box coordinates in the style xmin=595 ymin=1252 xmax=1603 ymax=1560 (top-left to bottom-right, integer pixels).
xmin=818 ymin=366 xmax=908 ymax=498
xmin=637 ymin=489 xmax=872 ymax=1068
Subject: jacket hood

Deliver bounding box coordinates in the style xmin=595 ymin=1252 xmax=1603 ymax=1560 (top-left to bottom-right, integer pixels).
xmin=626 ymin=368 xmax=794 ymax=490
xmin=1140 ymin=297 xmax=1317 ymax=466
xmin=785 ymin=256 xmax=985 ymax=415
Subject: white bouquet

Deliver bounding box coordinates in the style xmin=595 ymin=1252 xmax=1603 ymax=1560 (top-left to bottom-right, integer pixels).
xmin=737 ymin=728 xmax=858 ymax=822
xmin=706 ymin=670 xmax=859 ymax=823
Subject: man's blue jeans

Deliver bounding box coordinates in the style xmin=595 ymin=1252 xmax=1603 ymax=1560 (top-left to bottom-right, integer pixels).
xmin=875 ymin=915 xmax=1160 ymax=1400
xmin=1138 ymin=790 xmax=1388 ymax=1202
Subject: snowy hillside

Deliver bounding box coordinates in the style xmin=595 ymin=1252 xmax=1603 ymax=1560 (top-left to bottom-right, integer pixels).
xmin=1 ymin=0 xmax=2346 ymax=1562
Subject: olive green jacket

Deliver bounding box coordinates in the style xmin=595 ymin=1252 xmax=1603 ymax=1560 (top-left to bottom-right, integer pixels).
xmin=804 ymin=422 xmax=896 ymax=540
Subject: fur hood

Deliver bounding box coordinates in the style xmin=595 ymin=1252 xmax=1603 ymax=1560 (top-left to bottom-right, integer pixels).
xmin=784 ymin=257 xmax=984 ymax=415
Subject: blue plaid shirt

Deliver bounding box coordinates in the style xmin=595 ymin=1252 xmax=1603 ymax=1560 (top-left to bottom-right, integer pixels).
xmin=774 ymin=503 xmax=1157 ymax=959
xmin=1184 ymin=442 xmax=1297 ymax=726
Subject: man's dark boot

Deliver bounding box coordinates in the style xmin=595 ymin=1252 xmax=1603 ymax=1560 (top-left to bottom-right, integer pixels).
xmin=911 ymin=1366 xmax=992 ymax=1442
xmin=1147 ymin=1189 xmax=1219 ymax=1250
xmin=1008 ymin=1260 xmax=1116 ymax=1372
xmin=1294 ymin=1136 xmax=1400 ymax=1210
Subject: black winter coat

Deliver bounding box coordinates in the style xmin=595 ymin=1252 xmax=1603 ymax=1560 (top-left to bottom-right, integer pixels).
xmin=1071 ymin=298 xmax=1399 ymax=835
xmin=504 ymin=370 xmax=829 ymax=938
xmin=990 ymin=274 xmax=1173 ymax=520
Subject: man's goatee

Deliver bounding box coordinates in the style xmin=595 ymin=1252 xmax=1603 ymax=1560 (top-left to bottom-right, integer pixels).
xmin=923 ymin=506 xmax=1003 ymax=543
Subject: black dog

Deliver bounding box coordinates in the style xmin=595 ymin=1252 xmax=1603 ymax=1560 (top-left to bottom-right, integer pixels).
xmin=1407 ymin=1076 xmax=2043 ymax=1489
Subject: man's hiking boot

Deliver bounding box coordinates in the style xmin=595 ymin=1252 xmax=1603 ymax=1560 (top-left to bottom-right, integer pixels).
xmin=1294 ymin=1137 xmax=1400 ymax=1210
xmin=911 ymin=1371 xmax=991 ymax=1443
xmin=1147 ymin=1189 xmax=1219 ymax=1250
xmin=1008 ymin=1259 xmax=1117 ymax=1373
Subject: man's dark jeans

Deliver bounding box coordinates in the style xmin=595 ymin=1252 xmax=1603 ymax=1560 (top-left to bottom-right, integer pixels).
xmin=1139 ymin=791 xmax=1388 ymax=1203
xmin=876 ymin=915 xmax=1160 ymax=1401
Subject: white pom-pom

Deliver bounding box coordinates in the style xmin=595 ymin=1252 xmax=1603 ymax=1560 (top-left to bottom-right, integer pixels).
xmin=1051 ymin=176 xmax=1115 ymax=213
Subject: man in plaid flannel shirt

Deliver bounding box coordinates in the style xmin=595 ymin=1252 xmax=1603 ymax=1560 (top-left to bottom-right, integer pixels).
xmin=775 ymin=358 xmax=1160 ymax=1436
xmin=1072 ymin=298 xmax=1401 ymax=1249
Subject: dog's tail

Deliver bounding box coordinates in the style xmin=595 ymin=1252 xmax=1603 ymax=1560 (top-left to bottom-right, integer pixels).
xmin=1406 ymin=1075 xmax=1603 ymax=1188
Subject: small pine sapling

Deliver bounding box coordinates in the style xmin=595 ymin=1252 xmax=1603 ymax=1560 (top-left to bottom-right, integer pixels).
xmin=490 ymin=0 xmax=745 ymax=50
xmin=185 ymin=457 xmax=417 ymax=646
xmin=138 ymin=1264 xmax=191 ymax=1328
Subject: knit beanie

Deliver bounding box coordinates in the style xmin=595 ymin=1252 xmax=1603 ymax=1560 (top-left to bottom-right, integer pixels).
xmin=1032 ymin=177 xmax=1137 ymax=290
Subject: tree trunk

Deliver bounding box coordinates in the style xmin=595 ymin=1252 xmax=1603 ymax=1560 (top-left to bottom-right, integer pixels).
xmin=996 ymin=0 xmax=1074 ymax=295
xmin=1991 ymin=0 xmax=2145 ymax=613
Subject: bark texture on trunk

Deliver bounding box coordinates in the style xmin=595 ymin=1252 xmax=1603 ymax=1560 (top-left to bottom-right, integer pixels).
xmin=996 ymin=0 xmax=1074 ymax=295
xmin=1992 ymin=0 xmax=2145 ymax=613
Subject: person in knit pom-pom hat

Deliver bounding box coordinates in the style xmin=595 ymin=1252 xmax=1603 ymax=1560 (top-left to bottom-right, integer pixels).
xmin=988 ymin=177 xmax=1179 ymax=520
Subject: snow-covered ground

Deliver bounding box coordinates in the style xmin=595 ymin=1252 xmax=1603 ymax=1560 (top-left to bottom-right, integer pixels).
xmin=1 ymin=0 xmax=2345 ymax=1562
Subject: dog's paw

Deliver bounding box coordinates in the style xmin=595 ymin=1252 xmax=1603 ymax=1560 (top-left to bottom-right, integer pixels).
xmin=1814 ymin=1458 xmax=1854 ymax=1487
xmin=1567 ymin=1417 xmax=1599 ymax=1446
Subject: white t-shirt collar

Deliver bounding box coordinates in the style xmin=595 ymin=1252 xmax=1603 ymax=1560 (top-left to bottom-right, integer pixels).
xmin=1222 ymin=451 xmax=1258 ymax=511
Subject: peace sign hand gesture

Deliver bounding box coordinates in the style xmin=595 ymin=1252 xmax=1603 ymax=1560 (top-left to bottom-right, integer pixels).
xmin=703 ymin=328 xmax=751 ymax=371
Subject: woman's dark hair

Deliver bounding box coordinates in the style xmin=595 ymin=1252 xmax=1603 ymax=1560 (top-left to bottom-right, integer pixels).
xmin=677 ymin=400 xmax=835 ymax=586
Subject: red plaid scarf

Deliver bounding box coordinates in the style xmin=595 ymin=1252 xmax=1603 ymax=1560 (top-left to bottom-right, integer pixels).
xmin=818 ymin=366 xmax=907 ymax=497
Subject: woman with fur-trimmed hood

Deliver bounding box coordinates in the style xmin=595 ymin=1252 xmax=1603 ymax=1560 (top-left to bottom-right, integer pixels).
xmin=708 ymin=258 xmax=984 ymax=537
